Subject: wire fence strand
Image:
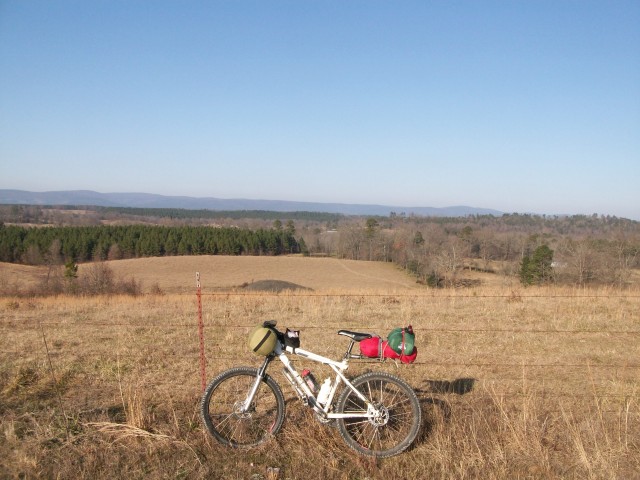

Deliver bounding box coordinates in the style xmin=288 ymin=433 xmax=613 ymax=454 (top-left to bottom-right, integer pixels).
xmin=3 ymin=290 xmax=638 ymax=417
xmin=5 ymin=322 xmax=640 ymax=335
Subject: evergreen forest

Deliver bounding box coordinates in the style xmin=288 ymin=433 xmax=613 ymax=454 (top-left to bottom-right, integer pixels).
xmin=0 ymin=224 xmax=302 ymax=264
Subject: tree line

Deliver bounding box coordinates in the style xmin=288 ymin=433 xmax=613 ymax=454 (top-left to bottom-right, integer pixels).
xmin=0 ymin=204 xmax=343 ymax=225
xmin=306 ymin=216 xmax=640 ymax=288
xmin=2 ymin=205 xmax=639 ymax=288
xmin=0 ymin=224 xmax=304 ymax=264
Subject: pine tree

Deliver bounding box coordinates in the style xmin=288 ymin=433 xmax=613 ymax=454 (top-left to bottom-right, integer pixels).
xmin=520 ymin=245 xmax=554 ymax=285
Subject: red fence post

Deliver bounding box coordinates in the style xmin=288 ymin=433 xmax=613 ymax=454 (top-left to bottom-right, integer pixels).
xmin=196 ymin=272 xmax=206 ymax=393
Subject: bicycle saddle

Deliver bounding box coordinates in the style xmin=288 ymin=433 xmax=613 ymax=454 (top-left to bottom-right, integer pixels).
xmin=337 ymin=330 xmax=373 ymax=342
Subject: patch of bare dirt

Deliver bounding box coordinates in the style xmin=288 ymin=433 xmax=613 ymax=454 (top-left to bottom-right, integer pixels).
xmin=242 ymin=279 xmax=312 ymax=292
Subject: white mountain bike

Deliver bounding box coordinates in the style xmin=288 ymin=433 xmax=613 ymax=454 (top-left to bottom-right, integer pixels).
xmin=201 ymin=321 xmax=422 ymax=458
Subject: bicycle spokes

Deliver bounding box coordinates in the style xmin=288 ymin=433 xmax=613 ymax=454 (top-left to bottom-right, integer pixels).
xmin=201 ymin=367 xmax=286 ymax=448
xmin=336 ymin=373 xmax=421 ymax=457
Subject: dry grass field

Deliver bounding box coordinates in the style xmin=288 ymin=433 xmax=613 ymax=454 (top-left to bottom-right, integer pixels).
xmin=102 ymin=255 xmax=425 ymax=293
xmin=0 ymin=255 xmax=422 ymax=295
xmin=1 ymin=256 xmax=639 ymax=479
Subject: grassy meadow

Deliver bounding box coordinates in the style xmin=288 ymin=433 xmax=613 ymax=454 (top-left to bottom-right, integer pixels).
xmin=1 ymin=256 xmax=639 ymax=479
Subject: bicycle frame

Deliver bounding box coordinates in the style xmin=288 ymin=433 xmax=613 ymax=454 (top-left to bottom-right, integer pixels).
xmin=241 ymin=341 xmax=376 ymax=421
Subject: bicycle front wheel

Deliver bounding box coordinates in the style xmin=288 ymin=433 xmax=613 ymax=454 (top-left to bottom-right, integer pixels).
xmin=335 ymin=372 xmax=421 ymax=457
xmin=200 ymin=366 xmax=285 ymax=448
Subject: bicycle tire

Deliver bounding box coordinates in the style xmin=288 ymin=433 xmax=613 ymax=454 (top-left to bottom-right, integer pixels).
xmin=335 ymin=371 xmax=421 ymax=457
xmin=201 ymin=366 xmax=286 ymax=448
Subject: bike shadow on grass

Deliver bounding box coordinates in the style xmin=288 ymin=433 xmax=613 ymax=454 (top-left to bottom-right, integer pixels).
xmin=425 ymin=377 xmax=476 ymax=396
xmin=413 ymin=378 xmax=476 ymax=444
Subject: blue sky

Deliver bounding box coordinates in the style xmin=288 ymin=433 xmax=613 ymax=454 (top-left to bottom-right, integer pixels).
xmin=1 ymin=1 xmax=639 ymax=219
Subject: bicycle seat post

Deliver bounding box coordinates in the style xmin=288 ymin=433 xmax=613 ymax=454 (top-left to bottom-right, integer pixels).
xmin=344 ymin=339 xmax=356 ymax=360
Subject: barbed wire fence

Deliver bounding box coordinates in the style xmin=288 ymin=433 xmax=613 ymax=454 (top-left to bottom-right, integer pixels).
xmin=2 ymin=280 xmax=639 ymax=421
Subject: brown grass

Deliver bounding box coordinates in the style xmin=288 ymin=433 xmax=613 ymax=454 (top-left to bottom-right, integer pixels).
xmin=0 ymin=262 xmax=50 ymax=294
xmin=102 ymin=255 xmax=421 ymax=293
xmin=1 ymin=257 xmax=639 ymax=479
xmin=1 ymin=255 xmax=421 ymax=295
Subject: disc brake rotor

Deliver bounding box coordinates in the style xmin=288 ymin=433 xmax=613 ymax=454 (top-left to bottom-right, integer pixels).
xmin=368 ymin=403 xmax=389 ymax=427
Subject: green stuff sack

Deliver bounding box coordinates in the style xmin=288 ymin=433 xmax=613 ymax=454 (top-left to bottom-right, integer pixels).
xmin=248 ymin=325 xmax=278 ymax=356
xmin=387 ymin=325 xmax=415 ymax=355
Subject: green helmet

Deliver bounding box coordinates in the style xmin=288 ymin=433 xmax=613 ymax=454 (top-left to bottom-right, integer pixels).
xmin=387 ymin=326 xmax=415 ymax=355
xmin=248 ymin=325 xmax=278 ymax=356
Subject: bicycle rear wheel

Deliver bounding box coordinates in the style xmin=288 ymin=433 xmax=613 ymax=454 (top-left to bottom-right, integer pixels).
xmin=201 ymin=366 xmax=285 ymax=447
xmin=335 ymin=372 xmax=421 ymax=457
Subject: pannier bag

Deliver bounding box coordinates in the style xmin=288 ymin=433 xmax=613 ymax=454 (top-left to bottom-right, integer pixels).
xmin=248 ymin=325 xmax=278 ymax=356
xmin=359 ymin=325 xmax=418 ymax=364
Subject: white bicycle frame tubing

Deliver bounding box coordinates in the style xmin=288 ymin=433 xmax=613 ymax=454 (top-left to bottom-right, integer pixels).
xmin=278 ymin=344 xmax=372 ymax=419
xmin=242 ymin=341 xmax=373 ymax=419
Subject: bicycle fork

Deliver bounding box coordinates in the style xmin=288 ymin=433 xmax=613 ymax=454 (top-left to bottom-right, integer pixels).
xmin=239 ymin=355 xmax=273 ymax=414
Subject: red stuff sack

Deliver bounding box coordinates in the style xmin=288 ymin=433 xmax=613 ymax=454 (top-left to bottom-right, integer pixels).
xmin=359 ymin=336 xmax=382 ymax=358
xmin=360 ymin=337 xmax=418 ymax=364
xmin=381 ymin=340 xmax=418 ymax=364
xmin=381 ymin=340 xmax=399 ymax=359
xmin=399 ymin=346 xmax=418 ymax=364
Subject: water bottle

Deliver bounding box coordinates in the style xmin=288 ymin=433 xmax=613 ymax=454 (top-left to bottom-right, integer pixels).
xmin=301 ymin=369 xmax=318 ymax=394
xmin=316 ymin=378 xmax=332 ymax=405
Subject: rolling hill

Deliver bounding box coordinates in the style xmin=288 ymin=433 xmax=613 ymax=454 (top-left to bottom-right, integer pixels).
xmin=0 ymin=189 xmax=503 ymax=217
xmin=0 ymin=255 xmax=424 ymax=294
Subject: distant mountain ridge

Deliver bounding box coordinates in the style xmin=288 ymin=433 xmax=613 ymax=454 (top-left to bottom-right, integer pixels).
xmin=0 ymin=189 xmax=503 ymax=217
